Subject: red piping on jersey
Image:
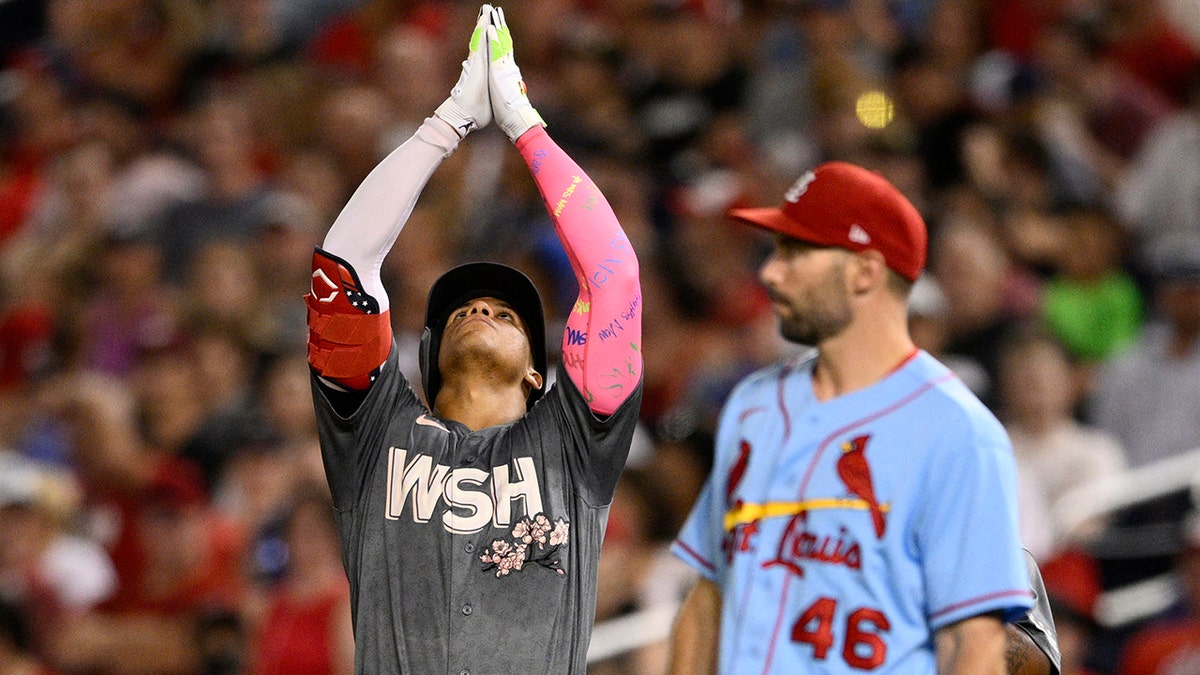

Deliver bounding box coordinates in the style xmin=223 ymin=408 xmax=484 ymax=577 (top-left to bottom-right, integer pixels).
xmin=796 ymin=371 xmax=955 ymax=499
xmin=675 ymin=541 xmax=716 ymax=573
xmin=739 ymin=405 xmax=767 ymax=423
xmin=887 ymin=347 xmax=920 ymax=376
xmin=776 ymin=364 xmax=793 ymax=441
xmin=760 ymin=574 xmax=795 ymax=675
xmin=929 ymin=588 xmax=1035 ymax=622
xmin=761 ymin=367 xmax=957 ymax=669
xmin=725 ymin=405 xmax=768 ymax=657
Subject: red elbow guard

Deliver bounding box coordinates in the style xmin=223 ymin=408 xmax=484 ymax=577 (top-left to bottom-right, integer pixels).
xmin=307 ymin=248 xmax=392 ymax=389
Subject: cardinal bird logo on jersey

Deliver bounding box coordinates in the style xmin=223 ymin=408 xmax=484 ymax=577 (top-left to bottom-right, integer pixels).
xmin=719 ymin=440 xmax=759 ymax=561
xmin=836 ymin=435 xmax=887 ymax=539
xmin=726 ymin=440 xmax=752 ymax=505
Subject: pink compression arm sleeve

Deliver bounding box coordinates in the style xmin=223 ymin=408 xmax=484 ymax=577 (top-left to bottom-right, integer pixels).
xmin=516 ymin=127 xmax=642 ymax=415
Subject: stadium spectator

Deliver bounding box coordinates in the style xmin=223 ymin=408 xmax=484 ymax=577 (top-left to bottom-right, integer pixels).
xmin=1039 ymin=207 xmax=1143 ymax=367
xmin=248 ymin=484 xmax=352 ymax=675
xmin=928 ymin=217 xmax=1039 ymax=410
xmin=0 ymin=452 xmax=115 ymax=654
xmin=1090 ymin=243 xmax=1200 ymax=467
xmin=996 ymin=325 xmax=1128 ymax=554
xmin=1114 ymin=75 xmax=1200 ymax=276
xmin=1116 ymin=516 xmax=1200 ymax=674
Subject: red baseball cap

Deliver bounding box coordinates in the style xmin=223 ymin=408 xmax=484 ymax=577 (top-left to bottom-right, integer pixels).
xmin=728 ymin=161 xmax=927 ymax=282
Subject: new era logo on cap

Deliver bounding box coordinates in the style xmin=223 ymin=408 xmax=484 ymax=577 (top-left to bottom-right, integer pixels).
xmin=849 ymin=224 xmax=871 ymax=245
xmin=726 ymin=162 xmax=927 ymax=282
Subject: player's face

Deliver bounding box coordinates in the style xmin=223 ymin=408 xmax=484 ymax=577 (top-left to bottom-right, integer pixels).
xmin=759 ymin=235 xmax=854 ymax=346
xmin=439 ymin=296 xmax=535 ymax=378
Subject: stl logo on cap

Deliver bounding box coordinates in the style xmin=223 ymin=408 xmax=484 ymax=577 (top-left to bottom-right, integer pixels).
xmin=784 ymin=170 xmax=817 ymax=203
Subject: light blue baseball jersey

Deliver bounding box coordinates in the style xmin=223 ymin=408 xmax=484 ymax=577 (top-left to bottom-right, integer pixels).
xmin=674 ymin=350 xmax=1034 ymax=674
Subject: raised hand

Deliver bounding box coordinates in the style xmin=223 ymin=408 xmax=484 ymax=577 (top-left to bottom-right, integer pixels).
xmin=434 ymin=5 xmax=493 ymax=138
xmin=486 ymin=6 xmax=546 ymax=142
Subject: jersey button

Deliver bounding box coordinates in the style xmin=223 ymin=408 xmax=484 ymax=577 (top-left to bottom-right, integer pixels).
xmin=464 ymin=543 xmax=475 ymax=554
xmin=464 ymin=454 xmax=477 ymax=464
xmin=459 ymin=670 xmax=470 ymax=675
xmin=461 ymin=603 xmax=473 ymax=616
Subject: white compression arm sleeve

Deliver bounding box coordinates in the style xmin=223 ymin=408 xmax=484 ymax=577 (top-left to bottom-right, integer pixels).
xmin=320 ymin=116 xmax=462 ymax=313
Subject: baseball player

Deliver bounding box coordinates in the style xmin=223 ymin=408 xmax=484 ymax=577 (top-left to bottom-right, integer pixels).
xmin=668 ymin=162 xmax=1037 ymax=673
xmin=305 ymin=6 xmax=643 ymax=673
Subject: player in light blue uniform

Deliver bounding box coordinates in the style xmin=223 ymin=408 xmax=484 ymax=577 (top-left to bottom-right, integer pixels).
xmin=668 ymin=162 xmax=1036 ymax=674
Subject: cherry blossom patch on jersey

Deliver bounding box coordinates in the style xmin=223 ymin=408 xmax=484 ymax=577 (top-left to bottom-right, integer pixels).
xmin=480 ymin=513 xmax=570 ymax=577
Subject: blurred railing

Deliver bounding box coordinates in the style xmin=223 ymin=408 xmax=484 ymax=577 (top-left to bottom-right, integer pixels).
xmin=587 ymin=601 xmax=679 ymax=664
xmin=1055 ymin=445 xmax=1200 ymax=628
xmin=1054 ymin=446 xmax=1200 ymax=536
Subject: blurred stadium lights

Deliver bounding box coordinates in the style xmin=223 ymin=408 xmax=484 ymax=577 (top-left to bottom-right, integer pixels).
xmin=855 ymin=90 xmax=895 ymax=130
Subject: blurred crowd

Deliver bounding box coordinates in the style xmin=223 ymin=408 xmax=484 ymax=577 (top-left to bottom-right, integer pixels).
xmin=0 ymin=0 xmax=1199 ymax=673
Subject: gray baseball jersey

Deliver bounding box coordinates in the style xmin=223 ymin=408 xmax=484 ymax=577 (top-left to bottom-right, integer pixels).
xmin=312 ymin=346 xmax=643 ymax=674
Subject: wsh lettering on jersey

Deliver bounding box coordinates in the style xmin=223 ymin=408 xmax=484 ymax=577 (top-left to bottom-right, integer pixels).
xmin=385 ymin=448 xmax=543 ymax=534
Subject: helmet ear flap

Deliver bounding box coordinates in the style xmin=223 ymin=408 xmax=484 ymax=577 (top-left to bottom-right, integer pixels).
xmin=419 ymin=326 xmax=436 ymax=408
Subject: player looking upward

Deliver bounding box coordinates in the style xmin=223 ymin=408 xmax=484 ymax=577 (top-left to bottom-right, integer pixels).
xmin=305 ymin=6 xmax=643 ymax=673
xmin=668 ymin=162 xmax=1045 ymax=674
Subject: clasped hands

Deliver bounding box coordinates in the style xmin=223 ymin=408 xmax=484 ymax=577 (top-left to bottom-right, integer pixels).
xmin=434 ymin=4 xmax=545 ymax=142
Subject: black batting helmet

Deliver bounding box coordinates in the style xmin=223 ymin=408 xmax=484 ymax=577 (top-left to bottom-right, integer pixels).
xmin=419 ymin=262 xmax=547 ymax=411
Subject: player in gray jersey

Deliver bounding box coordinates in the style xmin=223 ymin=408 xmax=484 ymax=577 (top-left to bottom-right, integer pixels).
xmin=305 ymin=6 xmax=643 ymax=673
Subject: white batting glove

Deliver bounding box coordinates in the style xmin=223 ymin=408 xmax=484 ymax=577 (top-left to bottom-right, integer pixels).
xmin=434 ymin=5 xmax=493 ymax=138
xmin=487 ymin=6 xmax=546 ymax=142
